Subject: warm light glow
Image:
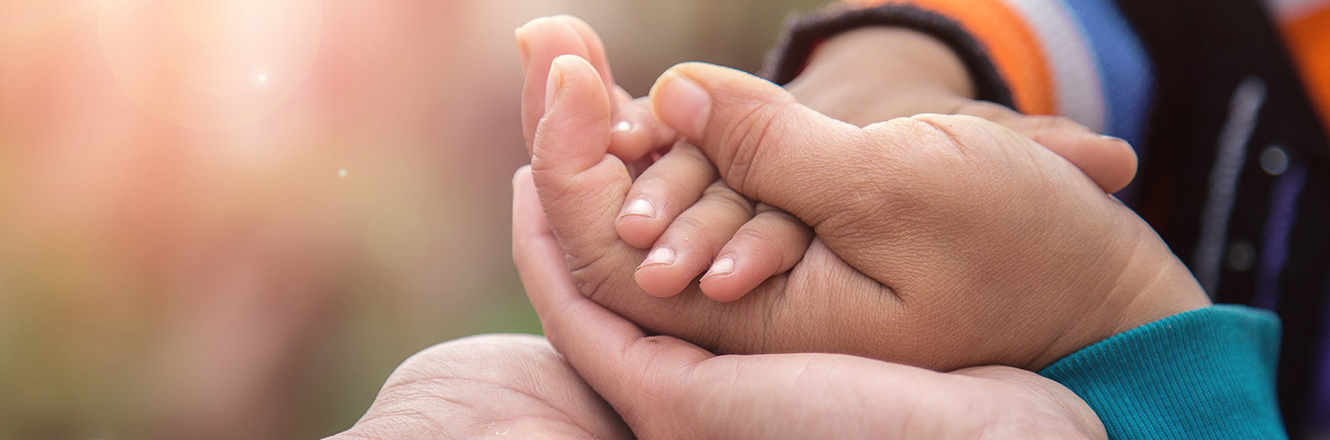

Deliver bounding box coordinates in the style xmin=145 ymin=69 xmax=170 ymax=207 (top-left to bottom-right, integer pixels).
xmin=97 ymin=0 xmax=324 ymax=129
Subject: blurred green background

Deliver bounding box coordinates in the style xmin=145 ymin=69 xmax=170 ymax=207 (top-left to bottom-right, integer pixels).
xmin=0 ymin=0 xmax=827 ymax=438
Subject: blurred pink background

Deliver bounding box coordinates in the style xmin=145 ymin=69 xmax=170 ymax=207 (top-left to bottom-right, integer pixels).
xmin=0 ymin=0 xmax=824 ymax=438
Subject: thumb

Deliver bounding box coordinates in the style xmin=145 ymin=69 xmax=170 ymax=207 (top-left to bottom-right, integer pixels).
xmin=529 ymin=54 xmax=639 ymax=284
xmin=647 ymin=62 xmax=884 ymax=227
xmin=517 ymin=15 xmax=617 ymax=154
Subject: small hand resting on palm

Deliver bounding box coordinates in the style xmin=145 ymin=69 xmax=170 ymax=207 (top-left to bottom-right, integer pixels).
xmin=517 ymin=15 xmax=1208 ymax=372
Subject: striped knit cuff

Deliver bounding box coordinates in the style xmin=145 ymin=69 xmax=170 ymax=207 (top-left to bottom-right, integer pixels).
xmin=766 ymin=0 xmax=1156 ymax=146
xmin=760 ymin=3 xmax=1015 ymax=109
xmin=1040 ymin=305 xmax=1286 ymax=439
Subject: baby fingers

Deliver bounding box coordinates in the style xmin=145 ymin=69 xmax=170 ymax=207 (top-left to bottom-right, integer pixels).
xmin=634 ymin=181 xmax=753 ymax=298
xmin=698 ymin=204 xmax=812 ymax=302
xmin=616 ymin=141 xmax=718 ymax=248
xmin=609 ymin=96 xmax=680 ymax=162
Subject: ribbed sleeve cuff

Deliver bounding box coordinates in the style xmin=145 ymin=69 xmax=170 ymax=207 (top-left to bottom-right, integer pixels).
xmin=759 ymin=3 xmax=1014 ymax=109
xmin=1040 ymin=305 xmax=1286 ymax=439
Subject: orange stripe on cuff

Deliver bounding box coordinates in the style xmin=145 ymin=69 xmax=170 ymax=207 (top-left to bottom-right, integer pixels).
xmin=1279 ymin=6 xmax=1330 ymax=136
xmin=844 ymin=0 xmax=1057 ymax=115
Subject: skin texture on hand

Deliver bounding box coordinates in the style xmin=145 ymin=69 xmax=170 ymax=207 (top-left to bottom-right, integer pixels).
xmin=518 ymin=18 xmax=1142 ymax=306
xmin=320 ymin=169 xmax=1108 ymax=440
xmin=525 ymin=48 xmax=1208 ymax=372
xmin=322 ymin=334 xmax=633 ymax=440
xmin=786 ymin=26 xmax=1139 ymax=194
xmin=512 ymin=166 xmax=1107 ymax=440
xmin=648 ymin=61 xmax=1212 ymax=369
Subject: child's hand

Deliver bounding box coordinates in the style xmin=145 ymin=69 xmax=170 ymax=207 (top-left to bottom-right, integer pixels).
xmin=518 ymin=16 xmax=815 ymax=302
xmin=517 ymin=15 xmax=676 ymax=168
xmin=521 ymin=47 xmax=1208 ymax=371
xmin=620 ymin=26 xmax=1142 ymax=304
xmin=615 ymin=141 xmax=813 ymax=302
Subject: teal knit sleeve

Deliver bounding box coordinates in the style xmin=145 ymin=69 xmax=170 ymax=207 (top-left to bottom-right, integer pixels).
xmin=1039 ymin=305 xmax=1285 ymax=439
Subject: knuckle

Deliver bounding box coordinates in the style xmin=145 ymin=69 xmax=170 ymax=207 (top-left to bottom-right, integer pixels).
xmin=672 ymin=140 xmax=713 ymax=166
xmin=883 ymin=115 xmax=974 ymax=161
xmin=701 ymin=182 xmax=756 ymax=216
xmin=718 ymin=102 xmax=788 ymax=193
xmin=730 ymin=226 xmax=773 ymax=248
xmin=568 ymin=256 xmax=614 ymax=303
xmin=630 ymin=172 xmax=675 ymax=196
xmin=754 ymin=205 xmax=801 ymax=225
xmin=665 ymin=213 xmax=711 ymax=239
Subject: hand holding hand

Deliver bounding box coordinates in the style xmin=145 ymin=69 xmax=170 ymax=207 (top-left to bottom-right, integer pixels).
xmin=646 ymin=61 xmax=1211 ymax=368
xmin=518 ymin=18 xmax=1146 ymax=305
xmin=525 ymin=48 xmax=1206 ymax=370
xmin=513 ymin=166 xmax=1107 ymax=440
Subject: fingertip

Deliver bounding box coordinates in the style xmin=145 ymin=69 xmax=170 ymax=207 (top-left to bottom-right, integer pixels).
xmin=636 ymin=246 xmax=705 ymax=297
xmin=1075 ymin=133 xmax=1139 ymax=193
xmin=698 ymin=257 xmax=750 ymax=303
xmin=515 ymin=30 xmax=531 ymax=71
xmin=544 ymin=57 xmax=565 ymax=113
xmin=532 ymin=54 xmax=613 ymax=176
xmin=608 ymin=117 xmax=651 ymax=161
xmin=513 ymin=16 xmax=549 ymax=53
xmin=511 ymin=165 xmax=547 ymax=253
xmin=701 ymin=256 xmax=735 ymax=280
xmin=1103 ymin=136 xmax=1139 ymax=193
xmin=647 ymin=62 xmax=850 ymax=217
xmin=699 ymin=208 xmax=810 ymax=302
xmin=615 ymin=208 xmax=661 ymax=249
xmin=551 ymin=15 xmax=615 ymax=88
xmin=549 ymin=14 xmax=593 ymax=32
xmin=649 ymin=69 xmax=712 ymax=140
xmin=512 ymin=164 xmax=534 ymax=190
xmin=611 ymin=119 xmax=634 ymax=134
xmin=634 ymin=272 xmax=683 ymax=299
xmin=608 ymin=98 xmax=679 ymax=161
xmin=547 ymin=54 xmax=604 ymax=108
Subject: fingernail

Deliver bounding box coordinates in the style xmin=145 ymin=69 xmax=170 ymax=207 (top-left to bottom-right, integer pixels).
xmin=545 ymin=58 xmax=565 ymax=113
xmin=1099 ymin=134 xmax=1127 ymax=143
xmin=620 ymin=198 xmax=655 ymax=219
xmin=611 ymin=119 xmax=633 ymax=133
xmin=640 ymin=247 xmax=675 ymax=267
xmin=703 ymin=256 xmax=735 ymax=278
xmin=652 ymin=72 xmax=711 ymax=139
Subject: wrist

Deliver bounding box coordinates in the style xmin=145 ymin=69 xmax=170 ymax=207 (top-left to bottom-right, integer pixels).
xmin=1043 ymin=223 xmax=1212 ymax=368
xmin=784 ymin=26 xmax=975 ymax=125
xmin=1107 ymin=235 xmax=1213 ymax=336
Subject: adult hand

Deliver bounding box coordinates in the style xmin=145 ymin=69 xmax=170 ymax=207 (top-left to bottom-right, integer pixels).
xmin=517 ymin=17 xmax=1140 ymax=304
xmin=318 ymin=166 xmax=1113 ymax=440
xmin=323 ymin=334 xmax=632 ymax=440
xmin=650 ymin=61 xmax=1212 ymax=368
xmin=512 ymin=166 xmax=1106 ymax=440
xmin=526 ymin=49 xmax=1206 ymax=371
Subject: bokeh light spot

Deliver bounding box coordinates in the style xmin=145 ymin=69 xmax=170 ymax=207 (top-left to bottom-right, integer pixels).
xmin=97 ymin=0 xmax=323 ymax=129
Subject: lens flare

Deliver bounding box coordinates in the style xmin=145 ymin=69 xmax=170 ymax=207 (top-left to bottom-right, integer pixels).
xmin=97 ymin=0 xmax=322 ymax=129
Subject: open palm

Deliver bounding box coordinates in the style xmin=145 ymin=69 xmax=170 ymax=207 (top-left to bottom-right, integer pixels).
xmin=322 ymin=334 xmax=632 ymax=440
